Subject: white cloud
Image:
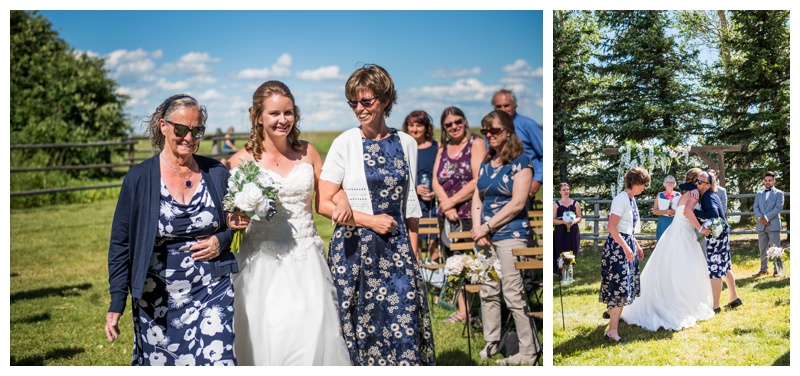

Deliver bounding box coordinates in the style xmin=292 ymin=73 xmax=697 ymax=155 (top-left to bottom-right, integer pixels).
xmin=407 ymin=78 xmax=501 ymax=102
xmin=189 ymin=74 xmax=218 ymax=84
xmin=155 ymin=78 xmax=190 ymax=92
xmin=115 ymin=86 xmax=150 ymax=107
xmin=234 ymin=53 xmax=293 ymax=80
xmin=161 ymin=52 xmax=220 ymax=75
xmin=198 ymin=89 xmax=225 ymax=100
xmin=103 ymin=48 xmax=160 ymax=80
xmin=296 ymin=65 xmax=342 ymax=81
xmin=502 ymin=59 xmax=543 ymax=78
xmin=428 ymin=67 xmax=481 ymax=78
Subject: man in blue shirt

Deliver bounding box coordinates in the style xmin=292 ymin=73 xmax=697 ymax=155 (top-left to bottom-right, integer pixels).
xmin=492 ymin=89 xmax=543 ymax=198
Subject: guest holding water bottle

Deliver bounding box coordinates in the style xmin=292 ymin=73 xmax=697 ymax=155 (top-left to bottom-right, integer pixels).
xmin=403 ymin=110 xmax=439 ymax=262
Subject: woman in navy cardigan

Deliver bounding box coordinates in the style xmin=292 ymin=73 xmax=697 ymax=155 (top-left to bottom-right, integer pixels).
xmin=105 ymin=94 xmax=238 ymax=365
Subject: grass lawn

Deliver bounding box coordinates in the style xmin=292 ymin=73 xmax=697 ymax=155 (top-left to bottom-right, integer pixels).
xmin=10 ymin=200 xmax=542 ymax=366
xmin=552 ymin=236 xmax=790 ymax=366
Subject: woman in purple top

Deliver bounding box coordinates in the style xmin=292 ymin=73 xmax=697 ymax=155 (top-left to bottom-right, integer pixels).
xmin=431 ymin=106 xmax=487 ymax=323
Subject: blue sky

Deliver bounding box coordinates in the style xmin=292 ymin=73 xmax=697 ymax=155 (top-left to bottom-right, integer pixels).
xmin=36 ymin=10 xmax=543 ymax=134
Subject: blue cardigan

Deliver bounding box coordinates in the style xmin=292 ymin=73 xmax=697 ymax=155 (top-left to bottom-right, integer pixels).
xmin=107 ymin=154 xmax=238 ymax=313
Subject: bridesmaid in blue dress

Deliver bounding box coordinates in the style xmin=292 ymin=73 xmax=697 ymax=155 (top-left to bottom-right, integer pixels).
xmin=319 ymin=65 xmax=435 ymax=365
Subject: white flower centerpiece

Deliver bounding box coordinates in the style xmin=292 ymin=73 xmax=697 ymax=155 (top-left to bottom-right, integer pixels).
xmin=222 ymin=160 xmax=280 ymax=252
xmin=766 ymin=245 xmax=789 ymax=275
xmin=444 ymin=251 xmax=502 ymax=285
xmin=613 ymin=141 xmax=691 ymax=197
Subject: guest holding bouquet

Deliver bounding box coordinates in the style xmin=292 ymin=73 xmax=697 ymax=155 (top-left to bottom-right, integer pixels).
xmin=105 ymin=94 xmax=238 ymax=365
xmin=553 ymin=182 xmax=581 ymax=275
xmin=652 ymin=175 xmax=680 ymax=241
xmin=470 ymin=110 xmax=537 ymax=365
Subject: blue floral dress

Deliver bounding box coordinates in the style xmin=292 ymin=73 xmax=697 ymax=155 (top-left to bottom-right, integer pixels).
xmin=131 ymin=178 xmax=236 ymax=366
xmin=328 ymin=130 xmax=435 ymax=366
xmin=599 ymin=195 xmax=641 ymax=309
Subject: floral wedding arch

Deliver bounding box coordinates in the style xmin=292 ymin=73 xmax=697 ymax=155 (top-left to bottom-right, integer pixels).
xmin=602 ymin=142 xmax=741 ymax=196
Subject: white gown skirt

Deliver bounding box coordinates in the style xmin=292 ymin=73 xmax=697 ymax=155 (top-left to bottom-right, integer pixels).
xmin=621 ymin=208 xmax=715 ymax=331
xmin=233 ymin=236 xmax=351 ymax=365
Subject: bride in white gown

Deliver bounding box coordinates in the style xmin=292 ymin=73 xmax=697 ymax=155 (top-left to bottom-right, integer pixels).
xmin=227 ymin=81 xmax=350 ymax=365
xmin=621 ymin=171 xmax=715 ymax=332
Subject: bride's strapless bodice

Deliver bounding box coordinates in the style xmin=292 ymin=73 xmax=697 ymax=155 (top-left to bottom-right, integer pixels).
xmin=238 ymin=163 xmax=323 ymax=262
xmin=671 ymin=205 xmax=694 ymax=230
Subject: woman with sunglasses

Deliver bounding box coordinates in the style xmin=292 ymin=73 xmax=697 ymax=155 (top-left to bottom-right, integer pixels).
xmin=431 ymin=106 xmax=487 ymax=324
xmin=318 ymin=64 xmax=435 ymax=365
xmin=470 ymin=110 xmax=537 ymax=365
xmin=105 ymin=94 xmax=239 ymax=365
xmin=225 ymin=81 xmax=351 ymax=365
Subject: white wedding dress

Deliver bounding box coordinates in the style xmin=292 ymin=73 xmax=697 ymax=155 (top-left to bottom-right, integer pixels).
xmin=621 ymin=204 xmax=715 ymax=331
xmin=233 ymin=163 xmax=351 ymax=365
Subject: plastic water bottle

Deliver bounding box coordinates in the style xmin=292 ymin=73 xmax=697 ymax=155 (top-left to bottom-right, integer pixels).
xmin=419 ymin=173 xmax=431 ymax=188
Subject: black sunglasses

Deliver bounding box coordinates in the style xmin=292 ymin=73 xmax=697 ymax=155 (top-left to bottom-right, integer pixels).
xmin=165 ymin=119 xmax=205 ymax=139
xmin=444 ymin=118 xmax=465 ymax=129
xmin=696 ymin=179 xmax=709 ymax=185
xmin=347 ymin=97 xmax=378 ymax=109
xmin=480 ymin=127 xmax=505 ymax=136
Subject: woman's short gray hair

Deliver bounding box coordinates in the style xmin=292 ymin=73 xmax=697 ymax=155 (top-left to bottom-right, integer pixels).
xmin=663 ymin=175 xmax=676 ymax=185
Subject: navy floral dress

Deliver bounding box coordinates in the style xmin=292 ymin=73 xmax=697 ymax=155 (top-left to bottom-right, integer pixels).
xmin=131 ymin=178 xmax=236 ymax=366
xmin=328 ymin=129 xmax=435 ymax=366
xmin=599 ymin=195 xmax=641 ymax=309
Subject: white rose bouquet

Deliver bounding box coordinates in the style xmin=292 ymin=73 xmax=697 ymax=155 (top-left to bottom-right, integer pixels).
xmin=697 ymin=217 xmax=726 ymax=242
xmin=444 ymin=250 xmax=501 ymax=285
xmin=766 ymin=245 xmax=788 ymax=261
xmin=223 ymin=160 xmax=279 ymax=252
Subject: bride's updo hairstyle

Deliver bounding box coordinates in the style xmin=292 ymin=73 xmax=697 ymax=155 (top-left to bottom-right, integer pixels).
xmin=682 ymin=168 xmax=704 ymax=193
xmin=245 ymin=80 xmax=303 ymax=161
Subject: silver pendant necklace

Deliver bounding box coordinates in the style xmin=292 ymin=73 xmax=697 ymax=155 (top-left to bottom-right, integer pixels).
xmin=162 ymin=154 xmax=195 ymax=189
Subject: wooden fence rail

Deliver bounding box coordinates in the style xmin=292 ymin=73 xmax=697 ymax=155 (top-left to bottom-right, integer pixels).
xmin=560 ymin=193 xmax=791 ymax=250
xmin=10 ymin=133 xmax=248 ymax=197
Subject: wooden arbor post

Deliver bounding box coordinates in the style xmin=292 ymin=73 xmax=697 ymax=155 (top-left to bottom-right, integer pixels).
xmin=602 ymin=145 xmax=742 ymax=187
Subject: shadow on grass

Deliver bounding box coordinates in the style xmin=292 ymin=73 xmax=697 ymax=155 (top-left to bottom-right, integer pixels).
xmin=773 ymin=351 xmax=790 ymax=366
xmin=554 ymin=322 xmax=677 ymax=356
xmin=11 ymin=312 xmax=51 ymax=325
xmin=434 ymin=348 xmax=478 ymax=366
xmin=10 ymin=283 xmax=93 ymax=303
xmin=10 ymin=347 xmax=85 ymax=366
xmin=752 ymin=276 xmax=790 ymax=290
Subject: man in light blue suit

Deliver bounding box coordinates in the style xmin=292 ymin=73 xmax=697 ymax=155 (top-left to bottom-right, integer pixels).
xmin=491 ymin=89 xmax=543 ymax=201
xmin=753 ymin=171 xmax=784 ymax=277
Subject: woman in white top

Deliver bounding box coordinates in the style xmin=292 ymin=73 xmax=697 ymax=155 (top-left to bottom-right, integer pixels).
xmin=318 ymin=64 xmax=435 ymax=365
xmin=652 ymin=175 xmax=680 ymax=241
xmin=599 ymin=167 xmax=650 ymax=343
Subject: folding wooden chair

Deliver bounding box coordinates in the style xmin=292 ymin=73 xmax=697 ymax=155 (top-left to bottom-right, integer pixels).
xmin=512 ymin=252 xmax=543 ymax=366
xmin=418 ymin=217 xmax=442 ymax=310
xmin=447 ymin=230 xmax=482 ymax=364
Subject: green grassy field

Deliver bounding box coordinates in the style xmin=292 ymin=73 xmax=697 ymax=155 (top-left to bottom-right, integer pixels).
xmin=9 ymin=129 xmax=543 ymax=366
xmin=552 ymin=236 xmax=790 ymax=366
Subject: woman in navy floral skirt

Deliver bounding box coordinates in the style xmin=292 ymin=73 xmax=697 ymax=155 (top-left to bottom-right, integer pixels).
xmin=318 ymin=64 xmax=435 ymax=365
xmin=600 ymin=167 xmax=650 ymax=343
xmin=105 ymin=94 xmax=238 ymax=365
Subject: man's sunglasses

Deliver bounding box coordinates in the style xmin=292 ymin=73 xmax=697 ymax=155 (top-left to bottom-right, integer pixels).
xmin=165 ymin=119 xmax=205 ymax=139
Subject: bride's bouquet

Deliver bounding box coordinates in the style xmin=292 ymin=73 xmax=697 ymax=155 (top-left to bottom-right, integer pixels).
xmin=444 ymin=250 xmax=502 ymax=285
xmin=561 ymin=211 xmax=576 ymax=232
xmin=697 ymin=217 xmax=726 ymax=242
xmin=223 ymin=160 xmax=280 ymax=252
